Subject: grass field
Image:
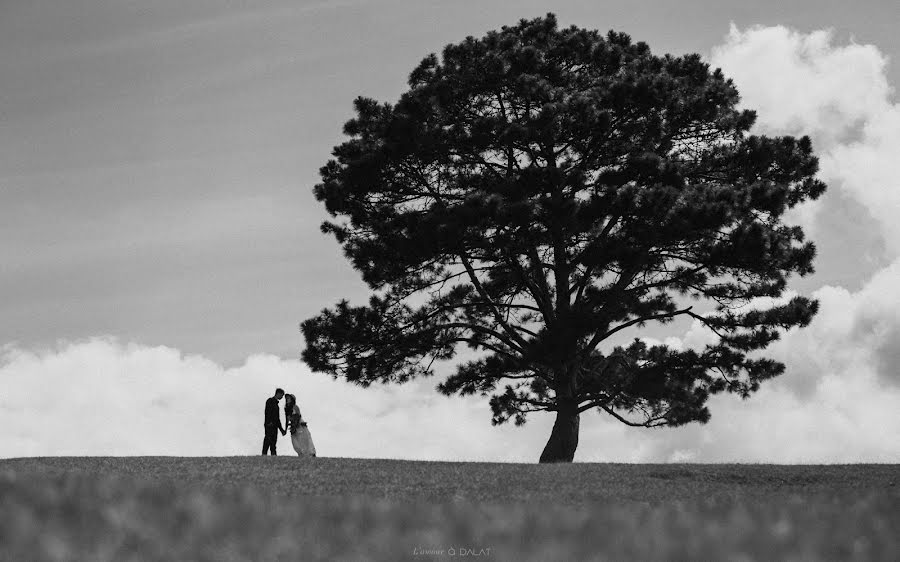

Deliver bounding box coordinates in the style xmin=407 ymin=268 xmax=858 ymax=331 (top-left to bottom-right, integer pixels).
xmin=1 ymin=457 xmax=897 ymax=561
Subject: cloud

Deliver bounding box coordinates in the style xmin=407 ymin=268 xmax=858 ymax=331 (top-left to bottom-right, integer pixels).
xmin=0 ymin=337 xmax=546 ymax=461
xmin=670 ymin=256 xmax=900 ymax=394
xmin=611 ymin=26 xmax=900 ymax=464
xmin=603 ymin=258 xmax=900 ymax=463
xmin=579 ymin=370 xmax=900 ymax=463
xmin=711 ymin=25 xmax=891 ymax=145
xmin=711 ymin=24 xmax=900 ymax=256
xmin=822 ymin=106 xmax=900 ymax=255
xmin=1 ymin=326 xmax=898 ymax=463
xmin=588 ymin=25 xmax=900 ymax=462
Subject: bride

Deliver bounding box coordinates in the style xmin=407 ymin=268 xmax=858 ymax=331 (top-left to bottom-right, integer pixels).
xmin=284 ymin=394 xmax=316 ymax=457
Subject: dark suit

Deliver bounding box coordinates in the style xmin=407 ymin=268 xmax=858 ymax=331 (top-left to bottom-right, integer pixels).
xmin=262 ymin=396 xmax=284 ymax=455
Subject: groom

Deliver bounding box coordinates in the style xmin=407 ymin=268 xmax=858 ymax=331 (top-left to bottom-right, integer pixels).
xmin=262 ymin=388 xmax=286 ymax=455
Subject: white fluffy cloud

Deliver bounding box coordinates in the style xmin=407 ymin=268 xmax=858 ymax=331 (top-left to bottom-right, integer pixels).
xmin=711 ymin=24 xmax=900 ymax=255
xmin=585 ymin=26 xmax=900 ymax=462
xmin=711 ymin=25 xmax=891 ymax=145
xmin=822 ymin=107 xmax=900 ymax=254
xmin=2 ymin=306 xmax=897 ymax=462
xmin=596 ymin=258 xmax=900 ymax=463
xmin=0 ymin=338 xmax=548 ymax=461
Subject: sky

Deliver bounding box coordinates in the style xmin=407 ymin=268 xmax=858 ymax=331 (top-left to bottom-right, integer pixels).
xmin=1 ymin=1 xmax=898 ymax=462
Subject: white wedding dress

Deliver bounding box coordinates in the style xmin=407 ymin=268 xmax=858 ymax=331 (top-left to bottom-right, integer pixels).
xmin=289 ymin=404 xmax=316 ymax=457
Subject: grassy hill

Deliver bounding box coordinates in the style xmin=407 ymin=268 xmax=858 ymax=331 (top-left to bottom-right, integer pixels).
xmin=1 ymin=457 xmax=897 ymax=560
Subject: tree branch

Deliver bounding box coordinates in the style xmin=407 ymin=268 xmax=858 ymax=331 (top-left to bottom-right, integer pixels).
xmin=600 ymin=405 xmax=668 ymax=427
xmin=601 ymin=306 xmax=694 ymax=341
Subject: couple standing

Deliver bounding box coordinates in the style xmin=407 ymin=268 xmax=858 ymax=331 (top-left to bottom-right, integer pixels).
xmin=262 ymin=388 xmax=316 ymax=457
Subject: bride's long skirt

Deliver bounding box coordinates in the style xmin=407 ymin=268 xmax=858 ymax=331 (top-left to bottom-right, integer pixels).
xmin=291 ymin=425 xmax=316 ymax=457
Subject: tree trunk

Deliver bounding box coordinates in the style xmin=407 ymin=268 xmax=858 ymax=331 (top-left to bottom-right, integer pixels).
xmin=538 ymin=400 xmax=580 ymax=463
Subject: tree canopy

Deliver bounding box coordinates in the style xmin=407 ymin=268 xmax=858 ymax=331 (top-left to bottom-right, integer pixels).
xmin=301 ymin=14 xmax=825 ymax=462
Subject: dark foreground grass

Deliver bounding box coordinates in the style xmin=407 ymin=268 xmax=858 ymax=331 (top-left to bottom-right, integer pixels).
xmin=1 ymin=457 xmax=897 ymax=561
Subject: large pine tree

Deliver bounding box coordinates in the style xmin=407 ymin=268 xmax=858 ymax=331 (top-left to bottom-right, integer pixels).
xmin=301 ymin=14 xmax=825 ymax=462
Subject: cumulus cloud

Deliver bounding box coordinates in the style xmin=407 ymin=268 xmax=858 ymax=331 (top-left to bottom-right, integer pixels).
xmin=0 ymin=338 xmax=546 ymax=461
xmin=1 ymin=326 xmax=898 ymax=462
xmin=608 ymin=258 xmax=900 ymax=463
xmin=711 ymin=25 xmax=891 ymax=145
xmin=822 ymin=106 xmax=900 ymax=254
xmin=596 ymin=26 xmax=900 ymax=462
xmin=711 ymin=24 xmax=900 ymax=255
xmin=580 ymin=371 xmax=900 ymax=463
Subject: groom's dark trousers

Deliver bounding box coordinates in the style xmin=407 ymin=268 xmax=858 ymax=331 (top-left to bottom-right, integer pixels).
xmin=262 ymin=396 xmax=283 ymax=455
xmin=262 ymin=426 xmax=278 ymax=455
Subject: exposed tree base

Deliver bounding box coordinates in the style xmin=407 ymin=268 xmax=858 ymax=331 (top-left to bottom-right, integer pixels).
xmin=539 ymin=406 xmax=580 ymax=463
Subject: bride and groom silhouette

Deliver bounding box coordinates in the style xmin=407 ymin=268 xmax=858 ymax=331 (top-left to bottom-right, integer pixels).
xmin=262 ymin=388 xmax=316 ymax=457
